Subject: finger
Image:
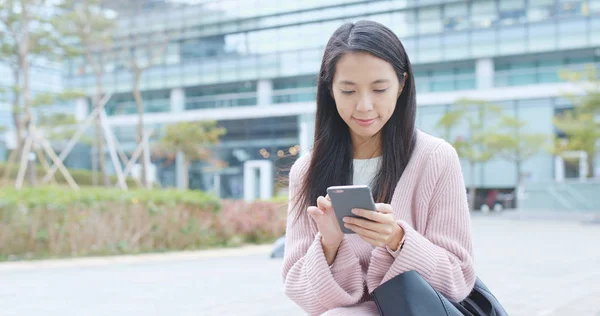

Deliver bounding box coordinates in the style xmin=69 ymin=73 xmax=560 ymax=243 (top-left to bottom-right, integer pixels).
xmin=375 ymin=203 xmax=393 ymax=214
xmin=344 ymin=223 xmax=380 ymax=240
xmin=307 ymin=206 xmax=324 ymax=216
xmin=343 ymin=216 xmax=381 ymax=232
xmin=325 ymin=194 xmax=331 ymax=201
xmin=351 ymin=208 xmax=387 ymax=223
xmin=317 ymin=196 xmax=332 ymax=212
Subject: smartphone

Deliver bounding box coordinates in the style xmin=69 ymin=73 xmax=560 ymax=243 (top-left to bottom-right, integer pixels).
xmin=326 ymin=185 xmax=377 ymax=234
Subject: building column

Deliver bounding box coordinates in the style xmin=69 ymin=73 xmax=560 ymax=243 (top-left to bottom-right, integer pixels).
xmin=298 ymin=113 xmax=315 ymax=156
xmin=257 ymin=79 xmax=273 ymax=106
xmin=244 ymin=160 xmax=273 ymax=201
xmin=170 ymin=88 xmax=187 ymax=189
xmin=170 ymin=88 xmax=185 ymax=112
xmin=476 ymin=58 xmax=494 ymax=90
xmin=75 ymin=97 xmax=89 ymax=122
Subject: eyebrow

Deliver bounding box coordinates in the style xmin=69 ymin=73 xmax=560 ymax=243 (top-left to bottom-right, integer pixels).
xmin=339 ymin=79 xmax=390 ymax=85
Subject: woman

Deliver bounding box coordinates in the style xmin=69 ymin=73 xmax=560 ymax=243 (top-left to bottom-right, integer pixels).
xmin=282 ymin=20 xmax=476 ymax=315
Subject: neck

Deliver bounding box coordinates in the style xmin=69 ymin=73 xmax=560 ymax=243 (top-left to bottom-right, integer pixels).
xmin=351 ymin=132 xmax=382 ymax=159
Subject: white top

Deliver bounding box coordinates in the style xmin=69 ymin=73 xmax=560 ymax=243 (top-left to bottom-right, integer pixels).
xmin=352 ymin=156 xmax=382 ymax=186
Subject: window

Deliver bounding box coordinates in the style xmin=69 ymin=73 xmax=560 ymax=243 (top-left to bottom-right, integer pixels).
xmin=558 ymin=19 xmax=587 ymax=48
xmin=471 ymin=0 xmax=497 ymax=28
xmin=528 ymin=22 xmax=557 ymax=51
xmin=498 ymin=25 xmax=526 ymax=54
xmin=498 ymin=0 xmax=526 ymax=25
xmin=418 ymin=6 xmax=443 ymax=34
xmin=444 ymin=2 xmax=469 ymax=31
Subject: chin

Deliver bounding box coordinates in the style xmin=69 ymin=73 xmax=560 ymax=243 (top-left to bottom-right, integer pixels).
xmin=350 ymin=126 xmax=381 ymax=140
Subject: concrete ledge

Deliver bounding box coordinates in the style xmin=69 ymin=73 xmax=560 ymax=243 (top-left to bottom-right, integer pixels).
xmin=0 ymin=244 xmax=272 ymax=272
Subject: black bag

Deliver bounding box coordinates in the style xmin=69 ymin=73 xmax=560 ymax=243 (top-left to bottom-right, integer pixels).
xmin=371 ymin=270 xmax=508 ymax=316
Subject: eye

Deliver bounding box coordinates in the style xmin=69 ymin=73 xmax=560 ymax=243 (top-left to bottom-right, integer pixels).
xmin=340 ymin=90 xmax=355 ymax=95
xmin=374 ymin=89 xmax=388 ymax=93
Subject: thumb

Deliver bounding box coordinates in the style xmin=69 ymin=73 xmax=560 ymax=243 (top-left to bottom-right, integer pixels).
xmin=317 ymin=196 xmax=332 ymax=212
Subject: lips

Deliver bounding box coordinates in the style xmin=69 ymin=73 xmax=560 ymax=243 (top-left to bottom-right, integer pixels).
xmin=353 ymin=117 xmax=376 ymax=127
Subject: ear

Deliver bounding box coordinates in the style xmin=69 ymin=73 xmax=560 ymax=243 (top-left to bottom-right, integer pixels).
xmin=397 ymin=72 xmax=408 ymax=98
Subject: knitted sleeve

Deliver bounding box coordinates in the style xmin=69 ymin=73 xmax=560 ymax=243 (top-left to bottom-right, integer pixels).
xmin=282 ymin=155 xmax=365 ymax=315
xmin=366 ymin=142 xmax=476 ymax=302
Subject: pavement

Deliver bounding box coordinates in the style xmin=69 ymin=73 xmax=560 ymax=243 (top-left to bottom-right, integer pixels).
xmin=0 ymin=212 xmax=599 ymax=316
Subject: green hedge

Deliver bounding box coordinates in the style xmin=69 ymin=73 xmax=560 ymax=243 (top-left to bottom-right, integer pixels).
xmin=0 ymin=163 xmax=137 ymax=187
xmin=0 ymin=186 xmax=286 ymax=261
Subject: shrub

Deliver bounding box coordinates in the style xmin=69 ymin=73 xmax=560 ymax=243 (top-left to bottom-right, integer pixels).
xmin=0 ymin=163 xmax=137 ymax=187
xmin=0 ymin=186 xmax=287 ymax=261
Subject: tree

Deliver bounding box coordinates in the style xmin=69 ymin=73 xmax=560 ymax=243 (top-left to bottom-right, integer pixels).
xmin=34 ymin=90 xmax=88 ymax=142
xmin=485 ymin=115 xmax=547 ymax=203
xmin=154 ymin=121 xmax=227 ymax=190
xmin=553 ymin=65 xmax=600 ymax=178
xmin=0 ymin=0 xmax=65 ymax=185
xmin=55 ymin=0 xmax=117 ymax=187
xmin=123 ymin=3 xmax=170 ymax=188
xmin=437 ymin=98 xmax=502 ymax=210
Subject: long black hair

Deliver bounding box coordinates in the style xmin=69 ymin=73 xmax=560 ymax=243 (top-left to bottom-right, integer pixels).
xmin=294 ymin=20 xmax=417 ymax=218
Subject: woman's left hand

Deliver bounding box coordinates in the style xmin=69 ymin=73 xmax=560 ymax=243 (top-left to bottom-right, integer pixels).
xmin=342 ymin=203 xmax=404 ymax=250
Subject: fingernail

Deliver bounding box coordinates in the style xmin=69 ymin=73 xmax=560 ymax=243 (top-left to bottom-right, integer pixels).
xmin=351 ymin=209 xmax=358 ymax=215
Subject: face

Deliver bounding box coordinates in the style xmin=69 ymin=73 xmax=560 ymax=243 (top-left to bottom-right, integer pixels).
xmin=331 ymin=52 xmax=406 ymax=143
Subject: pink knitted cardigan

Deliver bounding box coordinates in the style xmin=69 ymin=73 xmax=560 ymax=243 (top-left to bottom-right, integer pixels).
xmin=282 ymin=130 xmax=476 ymax=316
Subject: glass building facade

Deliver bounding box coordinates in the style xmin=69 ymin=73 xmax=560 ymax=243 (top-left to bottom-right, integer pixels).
xmin=0 ymin=61 xmax=66 ymax=160
xmin=63 ymin=0 xmax=600 ymax=199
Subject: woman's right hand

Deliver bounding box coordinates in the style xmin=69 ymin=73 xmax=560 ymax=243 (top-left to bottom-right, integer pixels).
xmin=307 ymin=195 xmax=344 ymax=265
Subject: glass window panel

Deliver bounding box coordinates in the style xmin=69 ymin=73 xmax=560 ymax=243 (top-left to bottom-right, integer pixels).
xmin=390 ymin=11 xmax=417 ymax=37
xmin=557 ymin=1 xmax=584 ymax=17
xmin=368 ymin=13 xmax=392 ymax=26
xmin=528 ymin=0 xmax=555 ymax=21
xmin=528 ymin=22 xmax=557 ymax=51
xmin=529 ymin=0 xmax=555 ymax=5
xmin=366 ymin=1 xmax=392 ymax=14
xmin=471 ymin=28 xmax=496 ymax=56
xmin=509 ymin=62 xmax=537 ymax=85
xmin=444 ymin=3 xmax=469 ymax=31
xmin=345 ymin=3 xmax=369 ymax=16
xmin=280 ymin=51 xmax=300 ymax=77
xmin=567 ymin=56 xmax=595 ymax=65
xmin=591 ymin=0 xmax=600 ymax=13
xmin=443 ymin=32 xmax=469 ymax=59
xmin=418 ymin=7 xmax=443 ymax=34
xmin=499 ymin=25 xmax=526 ymax=54
xmin=471 ymin=0 xmax=497 ymax=28
xmin=500 ymin=0 xmax=525 ymax=10
xmin=430 ymin=68 xmax=454 ymax=91
xmin=418 ymin=35 xmax=442 ymax=62
xmin=592 ymin=19 xmax=600 ymax=45
xmin=498 ymin=0 xmax=527 ymax=25
xmin=538 ymin=59 xmax=563 ymax=83
xmin=402 ymin=38 xmax=417 ymax=61
xmin=558 ymin=19 xmax=588 ymax=48
xmin=445 ymin=2 xmax=468 ymax=17
xmin=388 ymin=0 xmax=410 ymax=10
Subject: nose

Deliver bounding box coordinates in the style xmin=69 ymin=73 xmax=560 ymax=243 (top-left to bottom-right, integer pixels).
xmin=356 ymin=93 xmax=373 ymax=112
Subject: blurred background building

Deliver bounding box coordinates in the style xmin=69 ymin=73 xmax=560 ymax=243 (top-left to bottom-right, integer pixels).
xmin=2 ymin=0 xmax=600 ymax=206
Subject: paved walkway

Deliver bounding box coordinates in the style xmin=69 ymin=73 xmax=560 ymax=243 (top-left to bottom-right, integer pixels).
xmin=0 ymin=214 xmax=598 ymax=316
